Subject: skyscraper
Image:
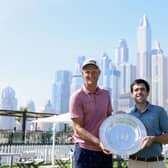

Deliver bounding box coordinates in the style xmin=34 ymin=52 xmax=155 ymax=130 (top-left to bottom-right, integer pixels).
xmin=118 ymin=93 xmax=134 ymax=112
xmin=114 ymin=39 xmax=136 ymax=95
xmin=75 ymin=56 xmax=86 ymax=74
xmin=137 ymin=15 xmax=152 ymax=83
xmin=26 ymin=100 xmax=36 ymax=112
xmin=0 ymin=86 xmax=18 ymax=129
xmin=118 ymin=63 xmax=136 ymax=94
xmin=70 ymin=56 xmax=85 ymax=95
xmin=39 ymin=100 xmax=56 ymax=131
xmin=25 ymin=100 xmax=36 ymax=130
xmin=99 ymin=53 xmax=112 ymax=88
xmin=114 ymin=39 xmax=129 ymax=65
xmin=110 ymin=69 xmax=120 ymax=112
xmin=51 ymin=70 xmax=72 ymax=114
xmin=70 ymin=74 xmax=83 ymax=95
xmin=151 ymin=40 xmax=168 ymax=106
xmin=1 ymin=87 xmax=18 ymax=110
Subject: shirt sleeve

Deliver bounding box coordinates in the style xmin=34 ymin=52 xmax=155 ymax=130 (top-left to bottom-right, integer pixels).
xmin=69 ymin=92 xmax=84 ymax=119
xmin=159 ymin=108 xmax=168 ymax=133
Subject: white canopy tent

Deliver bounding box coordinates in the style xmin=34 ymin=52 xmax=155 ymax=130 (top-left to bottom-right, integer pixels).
xmin=32 ymin=112 xmax=71 ymax=124
xmin=32 ymin=112 xmax=71 ymax=167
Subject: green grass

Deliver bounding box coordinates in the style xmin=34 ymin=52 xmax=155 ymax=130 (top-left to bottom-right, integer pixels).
xmin=1 ymin=160 xmax=168 ymax=168
xmin=166 ymin=160 xmax=168 ymax=168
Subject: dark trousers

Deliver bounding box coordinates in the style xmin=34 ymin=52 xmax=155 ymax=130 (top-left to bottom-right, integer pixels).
xmin=74 ymin=143 xmax=112 ymax=168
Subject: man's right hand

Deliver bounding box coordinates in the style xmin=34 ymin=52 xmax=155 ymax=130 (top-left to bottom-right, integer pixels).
xmin=99 ymin=142 xmax=112 ymax=155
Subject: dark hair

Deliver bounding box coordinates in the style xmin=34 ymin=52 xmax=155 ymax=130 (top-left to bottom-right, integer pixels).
xmin=130 ymin=79 xmax=150 ymax=93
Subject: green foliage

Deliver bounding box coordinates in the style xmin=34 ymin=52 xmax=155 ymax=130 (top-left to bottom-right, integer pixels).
xmin=1 ymin=159 xmax=168 ymax=168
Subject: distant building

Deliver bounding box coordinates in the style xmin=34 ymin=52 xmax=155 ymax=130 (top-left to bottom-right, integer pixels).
xmin=26 ymin=100 xmax=36 ymax=112
xmin=25 ymin=100 xmax=36 ymax=130
xmin=51 ymin=70 xmax=72 ymax=131
xmin=118 ymin=93 xmax=134 ymax=112
xmin=99 ymin=53 xmax=112 ymax=87
xmin=75 ymin=56 xmax=86 ymax=74
xmin=0 ymin=86 xmax=18 ymax=130
xmin=70 ymin=56 xmax=85 ymax=95
xmin=70 ymin=74 xmax=83 ymax=95
xmin=114 ymin=39 xmax=129 ymax=65
xmin=137 ymin=15 xmax=152 ymax=84
xmin=38 ymin=100 xmax=56 ymax=131
xmin=118 ymin=63 xmax=136 ymax=94
xmin=114 ymin=39 xmax=135 ymax=95
xmin=111 ymin=69 xmax=120 ymax=112
xmin=151 ymin=41 xmax=168 ymax=107
xmin=1 ymin=86 xmax=18 ymax=110
xmin=51 ymin=70 xmax=72 ymax=114
xmin=43 ymin=100 xmax=56 ymax=114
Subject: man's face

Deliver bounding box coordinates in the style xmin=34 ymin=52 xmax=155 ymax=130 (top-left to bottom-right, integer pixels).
xmin=131 ymin=83 xmax=149 ymax=104
xmin=82 ymin=65 xmax=100 ymax=86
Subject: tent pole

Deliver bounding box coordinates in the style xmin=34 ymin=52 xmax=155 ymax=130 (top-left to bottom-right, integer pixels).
xmin=51 ymin=123 xmax=56 ymax=166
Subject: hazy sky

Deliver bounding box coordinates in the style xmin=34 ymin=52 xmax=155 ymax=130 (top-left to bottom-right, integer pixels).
xmin=0 ymin=0 xmax=168 ymax=111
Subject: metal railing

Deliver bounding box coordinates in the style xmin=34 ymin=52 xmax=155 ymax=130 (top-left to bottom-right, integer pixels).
xmin=0 ymin=129 xmax=73 ymax=145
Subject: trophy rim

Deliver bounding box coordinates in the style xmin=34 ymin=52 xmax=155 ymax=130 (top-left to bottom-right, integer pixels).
xmin=99 ymin=113 xmax=147 ymax=156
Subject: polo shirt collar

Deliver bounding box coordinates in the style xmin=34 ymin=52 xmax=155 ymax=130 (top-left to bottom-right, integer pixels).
xmin=132 ymin=101 xmax=152 ymax=113
xmin=82 ymin=85 xmax=101 ymax=95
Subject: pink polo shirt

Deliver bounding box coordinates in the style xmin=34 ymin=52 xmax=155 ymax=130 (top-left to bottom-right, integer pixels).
xmin=70 ymin=85 xmax=112 ymax=151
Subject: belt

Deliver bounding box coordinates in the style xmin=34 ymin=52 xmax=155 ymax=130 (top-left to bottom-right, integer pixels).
xmin=129 ymin=155 xmax=164 ymax=162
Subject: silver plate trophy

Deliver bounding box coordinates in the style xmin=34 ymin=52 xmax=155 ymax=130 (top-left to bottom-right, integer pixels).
xmin=99 ymin=114 xmax=147 ymax=156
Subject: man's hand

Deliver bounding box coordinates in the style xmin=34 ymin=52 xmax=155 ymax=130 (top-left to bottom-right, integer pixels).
xmin=99 ymin=142 xmax=112 ymax=155
xmin=140 ymin=136 xmax=155 ymax=149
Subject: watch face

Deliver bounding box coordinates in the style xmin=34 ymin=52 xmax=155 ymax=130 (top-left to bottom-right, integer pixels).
xmin=99 ymin=114 xmax=147 ymax=156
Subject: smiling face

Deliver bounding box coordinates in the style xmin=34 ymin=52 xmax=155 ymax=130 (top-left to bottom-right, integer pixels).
xmin=131 ymin=83 xmax=149 ymax=104
xmin=82 ymin=64 xmax=100 ymax=88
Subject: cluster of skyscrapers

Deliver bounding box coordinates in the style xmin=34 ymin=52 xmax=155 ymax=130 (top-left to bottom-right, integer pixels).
xmin=0 ymin=15 xmax=168 ymax=130
xmin=70 ymin=15 xmax=168 ymax=112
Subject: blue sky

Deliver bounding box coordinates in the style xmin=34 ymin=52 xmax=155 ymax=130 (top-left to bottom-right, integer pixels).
xmin=0 ymin=0 xmax=168 ymax=110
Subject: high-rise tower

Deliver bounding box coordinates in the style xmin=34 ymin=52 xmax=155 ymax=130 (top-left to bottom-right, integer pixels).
xmin=75 ymin=56 xmax=86 ymax=74
xmin=51 ymin=70 xmax=72 ymax=131
xmin=51 ymin=70 xmax=72 ymax=114
xmin=114 ymin=39 xmax=129 ymax=65
xmin=151 ymin=41 xmax=168 ymax=106
xmin=119 ymin=63 xmax=136 ymax=94
xmin=99 ymin=53 xmax=112 ymax=88
xmin=70 ymin=56 xmax=85 ymax=95
xmin=0 ymin=86 xmax=18 ymax=129
xmin=137 ymin=15 xmax=151 ymax=83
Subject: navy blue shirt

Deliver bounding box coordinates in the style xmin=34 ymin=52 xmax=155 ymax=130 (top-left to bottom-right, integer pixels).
xmin=129 ymin=102 xmax=168 ymax=158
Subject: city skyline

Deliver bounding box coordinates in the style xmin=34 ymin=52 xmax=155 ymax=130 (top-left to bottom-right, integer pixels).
xmin=0 ymin=1 xmax=168 ymax=110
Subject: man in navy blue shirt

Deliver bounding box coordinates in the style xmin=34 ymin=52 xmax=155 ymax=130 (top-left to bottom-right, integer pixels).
xmin=128 ymin=79 xmax=168 ymax=168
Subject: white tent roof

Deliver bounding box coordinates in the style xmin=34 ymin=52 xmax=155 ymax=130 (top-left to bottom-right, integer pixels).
xmin=32 ymin=112 xmax=71 ymax=124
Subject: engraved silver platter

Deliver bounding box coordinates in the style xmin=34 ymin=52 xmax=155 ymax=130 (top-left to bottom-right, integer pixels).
xmin=99 ymin=114 xmax=147 ymax=156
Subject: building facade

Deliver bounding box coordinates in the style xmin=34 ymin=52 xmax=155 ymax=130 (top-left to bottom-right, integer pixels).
xmin=137 ymin=15 xmax=152 ymax=84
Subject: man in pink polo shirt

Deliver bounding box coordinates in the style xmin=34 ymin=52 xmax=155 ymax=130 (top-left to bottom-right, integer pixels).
xmin=70 ymin=58 xmax=113 ymax=168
